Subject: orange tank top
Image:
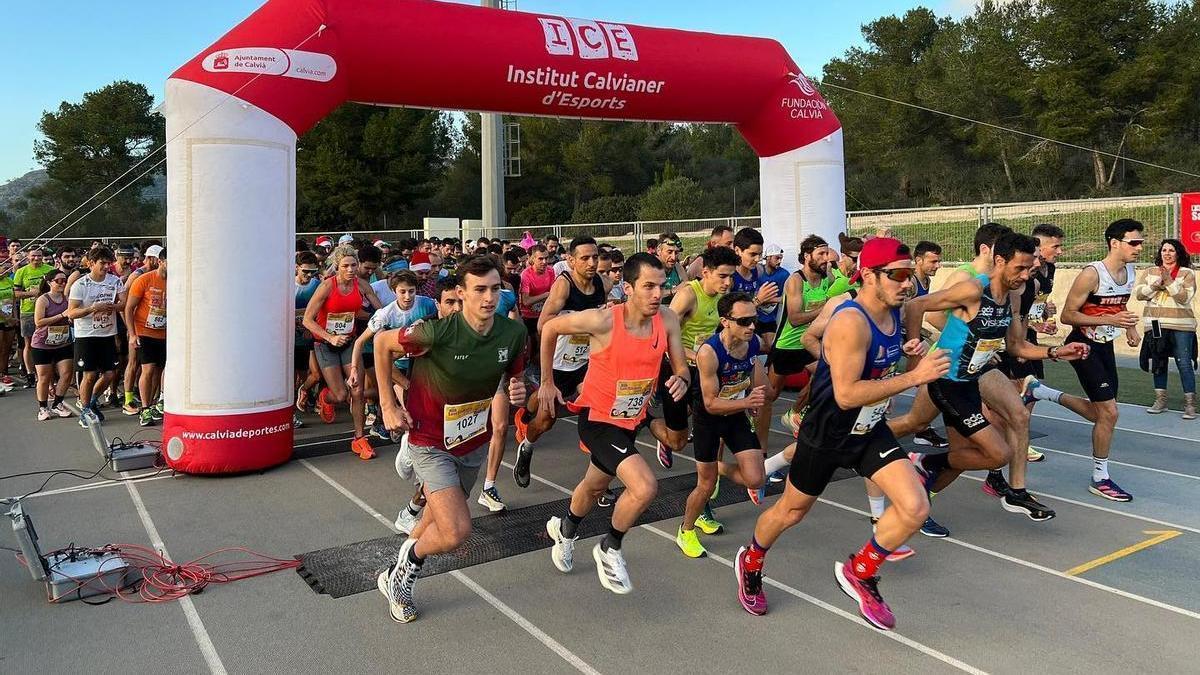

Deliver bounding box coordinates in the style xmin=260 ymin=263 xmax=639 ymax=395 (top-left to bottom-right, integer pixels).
xmin=576 ymin=304 xmax=668 ymax=429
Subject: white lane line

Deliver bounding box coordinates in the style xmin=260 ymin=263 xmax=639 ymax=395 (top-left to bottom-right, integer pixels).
xmin=298 ymin=459 xmax=601 ymax=675
xmin=1030 ymin=446 xmax=1200 ymax=481
xmin=25 ymin=472 xmax=175 ymax=500
xmin=581 ymin=421 xmax=1200 ymax=623
xmin=295 ymin=434 xmax=355 ymax=448
xmin=75 ymin=419 xmax=228 ymax=675
xmin=124 ymin=481 xmax=229 ymax=675
xmin=956 ymin=473 xmax=1200 ymax=536
xmin=542 ymin=426 xmax=988 ymax=674
xmin=813 ymin=495 xmax=1200 ymax=622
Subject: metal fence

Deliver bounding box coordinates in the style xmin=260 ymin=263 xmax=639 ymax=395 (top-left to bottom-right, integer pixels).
xmin=48 ymin=195 xmax=1181 ymax=264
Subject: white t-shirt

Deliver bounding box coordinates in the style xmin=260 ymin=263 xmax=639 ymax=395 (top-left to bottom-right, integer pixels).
xmin=371 ymin=278 xmax=396 ymax=307
xmin=553 ymin=260 xmax=571 ymax=277
xmin=70 ymin=273 xmax=123 ymax=338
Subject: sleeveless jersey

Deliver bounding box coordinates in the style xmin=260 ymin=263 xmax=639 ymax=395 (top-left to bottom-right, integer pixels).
xmin=315 ymin=278 xmax=362 ymax=346
xmin=774 ymin=274 xmax=831 ymax=350
xmin=1078 ymin=261 xmax=1134 ymax=343
xmin=757 ymin=265 xmax=790 ymax=323
xmin=552 ymin=272 xmax=608 ymax=372
xmin=1024 ymin=261 xmax=1056 ymax=323
xmin=576 ymin=304 xmax=668 ymax=430
xmin=798 ymin=300 xmax=903 ymax=450
xmin=937 ymin=274 xmax=1012 ymax=381
xmin=697 ymin=333 xmax=760 ymax=421
xmin=679 ymin=279 xmax=721 ymax=361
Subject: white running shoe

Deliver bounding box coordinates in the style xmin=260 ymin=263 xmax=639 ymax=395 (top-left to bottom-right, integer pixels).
xmin=37 ymin=408 xmax=52 ymax=421
xmin=377 ymin=538 xmax=419 ymax=623
xmin=546 ymin=516 xmax=576 ymax=573
xmin=394 ymin=507 xmax=421 ymax=535
xmin=592 ymin=543 xmax=632 ymax=595
xmin=51 ymin=402 xmax=72 ymax=418
xmin=477 ymin=486 xmax=506 ymax=512
xmin=394 ymin=432 xmax=414 ymax=482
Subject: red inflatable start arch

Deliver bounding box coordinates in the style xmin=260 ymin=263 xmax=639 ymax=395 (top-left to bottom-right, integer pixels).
xmin=162 ymin=0 xmax=845 ymax=473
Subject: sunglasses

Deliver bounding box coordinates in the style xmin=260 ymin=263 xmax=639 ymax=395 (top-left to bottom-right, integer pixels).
xmin=723 ymin=315 xmax=757 ymax=327
xmin=299 ymin=268 xmax=320 ymax=276
xmin=1122 ymin=239 xmax=1145 ymax=246
xmin=873 ymin=267 xmax=915 ymax=283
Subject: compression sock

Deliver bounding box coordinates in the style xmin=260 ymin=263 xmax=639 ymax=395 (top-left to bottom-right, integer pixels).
xmin=850 ymin=537 xmax=892 ymax=580
xmin=601 ymin=527 xmax=626 ymax=552
xmin=561 ymin=509 xmax=584 ymax=539
xmin=1031 ymin=382 xmax=1063 ymax=404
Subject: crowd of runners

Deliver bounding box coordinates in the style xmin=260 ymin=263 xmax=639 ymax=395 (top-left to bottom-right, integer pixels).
xmin=0 ymin=218 xmax=1151 ymax=631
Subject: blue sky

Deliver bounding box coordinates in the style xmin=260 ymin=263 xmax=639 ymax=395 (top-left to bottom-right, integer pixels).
xmin=0 ymin=0 xmax=976 ymax=183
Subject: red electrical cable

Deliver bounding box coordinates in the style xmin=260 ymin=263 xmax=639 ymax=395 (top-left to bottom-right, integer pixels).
xmin=37 ymin=544 xmax=300 ymax=604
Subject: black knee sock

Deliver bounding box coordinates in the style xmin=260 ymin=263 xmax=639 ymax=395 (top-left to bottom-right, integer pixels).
xmin=601 ymin=527 xmax=626 ymax=552
xmin=561 ymin=509 xmax=584 ymax=539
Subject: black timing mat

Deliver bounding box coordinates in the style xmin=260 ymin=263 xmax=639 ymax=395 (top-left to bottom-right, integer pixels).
xmin=295 ymin=468 xmax=855 ymax=598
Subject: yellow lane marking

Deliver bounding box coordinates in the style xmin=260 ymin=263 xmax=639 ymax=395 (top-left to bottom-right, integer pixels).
xmin=1066 ymin=530 xmax=1182 ymax=576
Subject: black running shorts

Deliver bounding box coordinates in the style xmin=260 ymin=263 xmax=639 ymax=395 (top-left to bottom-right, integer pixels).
xmin=658 ymin=359 xmax=698 ymax=432
xmin=137 ymin=336 xmax=166 ymax=368
xmin=788 ymin=425 xmax=906 ymax=496
xmin=927 ymin=377 xmax=990 ymax=437
xmin=766 ymin=347 xmax=815 ymax=377
xmin=74 ymin=336 xmax=119 ymax=373
xmin=1066 ymin=331 xmax=1117 ymax=402
xmin=577 ymin=412 xmax=642 ymax=477
xmin=692 ymin=411 xmax=759 ymax=463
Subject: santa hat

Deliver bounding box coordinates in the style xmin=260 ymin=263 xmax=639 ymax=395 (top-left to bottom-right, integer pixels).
xmin=409 ymin=251 xmax=432 ymax=272
xmin=315 ymin=235 xmax=333 ymax=248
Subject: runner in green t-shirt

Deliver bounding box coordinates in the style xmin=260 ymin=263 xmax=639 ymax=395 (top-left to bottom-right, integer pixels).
xmin=12 ymin=249 xmax=54 ymax=387
xmin=373 ymin=254 xmax=528 ymax=624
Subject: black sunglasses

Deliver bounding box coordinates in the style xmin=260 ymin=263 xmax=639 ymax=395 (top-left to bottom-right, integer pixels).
xmin=723 ymin=315 xmax=757 ymax=327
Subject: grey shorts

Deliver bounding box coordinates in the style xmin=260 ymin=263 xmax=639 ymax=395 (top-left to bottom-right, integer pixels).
xmin=409 ymin=440 xmax=486 ymax=496
xmin=313 ymin=341 xmax=353 ymax=370
xmin=20 ymin=315 xmax=36 ymax=338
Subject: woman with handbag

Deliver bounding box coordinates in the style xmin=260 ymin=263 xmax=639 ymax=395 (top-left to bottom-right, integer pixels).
xmin=1136 ymin=239 xmax=1197 ymax=418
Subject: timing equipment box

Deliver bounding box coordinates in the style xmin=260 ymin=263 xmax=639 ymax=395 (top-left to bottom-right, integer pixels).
xmin=44 ymin=549 xmax=133 ymax=602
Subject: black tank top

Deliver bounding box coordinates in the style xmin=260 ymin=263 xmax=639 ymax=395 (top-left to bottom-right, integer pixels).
xmin=561 ymin=271 xmax=607 ymax=312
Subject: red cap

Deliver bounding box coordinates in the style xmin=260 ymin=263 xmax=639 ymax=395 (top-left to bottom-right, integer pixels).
xmin=849 ymin=237 xmax=908 ymax=283
xmin=409 ymin=251 xmax=432 ymax=271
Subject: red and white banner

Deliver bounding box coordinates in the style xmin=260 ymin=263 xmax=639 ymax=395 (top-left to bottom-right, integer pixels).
xmin=1182 ymin=192 xmax=1200 ymax=254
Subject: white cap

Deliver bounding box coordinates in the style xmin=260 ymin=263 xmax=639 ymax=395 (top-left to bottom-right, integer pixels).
xmin=144 ymin=245 xmax=164 ymax=258
xmin=764 ymin=243 xmax=784 ymax=257
xmin=337 ymin=234 xmax=354 ymax=245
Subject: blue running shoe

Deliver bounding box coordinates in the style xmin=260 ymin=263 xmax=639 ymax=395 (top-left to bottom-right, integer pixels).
xmin=919 ymin=516 xmax=950 ymax=538
xmin=767 ymin=469 xmax=787 ymax=484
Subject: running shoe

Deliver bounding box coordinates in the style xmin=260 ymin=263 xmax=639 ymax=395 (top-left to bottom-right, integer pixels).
xmin=477 ymin=486 xmax=506 ymax=512
xmin=295 ymin=386 xmax=310 ymax=412
xmin=1019 ymin=375 xmax=1041 ymax=407
xmin=78 ymin=408 xmax=97 ymax=429
xmin=151 ymin=401 xmax=164 ymax=420
xmin=292 ymin=413 xmax=304 ymax=429
xmin=37 ymin=407 xmax=52 ymax=422
xmin=1026 ymin=446 xmax=1045 ymax=462
xmin=394 ymin=506 xmax=421 ymax=535
xmin=747 ymin=485 xmax=767 ymax=506
xmin=368 ymin=421 xmax=388 ymax=440
xmin=513 ymin=439 xmax=533 ymax=488
xmin=694 ymin=512 xmax=724 ymax=535
xmin=735 ymin=546 xmax=767 ymax=616
xmin=317 ymin=388 xmax=335 ymax=424
xmin=0 ymin=374 xmax=14 ymax=387
xmin=1089 ymin=478 xmax=1133 ymax=502
xmin=122 ymin=402 xmax=140 ymax=416
xmin=351 ymin=436 xmax=375 ymax=460
xmin=51 ymin=402 xmax=72 ymax=418
xmin=394 ymin=433 xmax=414 ymax=481
xmin=919 ymin=516 xmax=950 ymax=538
xmin=767 ymin=469 xmax=787 ymax=484
xmin=596 ymin=489 xmax=617 ymax=508
xmin=139 ymin=408 xmax=155 ymax=427
xmin=907 ymin=452 xmax=938 ymax=492
xmin=780 ymin=409 xmax=800 ymax=435
xmin=676 ymin=526 xmax=707 ymax=558
xmin=913 ymin=428 xmax=949 ymax=448
xmin=25 ymin=373 xmax=36 ymax=389
xmin=364 ymin=405 xmax=377 ymax=427
xmin=656 ymin=440 xmax=673 ymax=469
xmin=546 ymin=516 xmax=577 ymax=573
xmin=1001 ymin=489 xmax=1056 ymax=521
xmin=592 ymin=543 xmax=632 ymax=594
xmin=513 ymin=406 xmax=529 ymax=444
xmin=378 ymin=538 xmax=419 ymax=623
xmin=89 ymin=403 xmax=106 ymax=423
xmin=982 ymin=471 xmax=1013 ymax=498
xmin=834 ymin=558 xmax=895 ymax=631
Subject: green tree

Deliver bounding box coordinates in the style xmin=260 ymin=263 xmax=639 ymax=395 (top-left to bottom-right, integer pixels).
xmin=638 ymin=177 xmax=708 ymax=221
xmin=572 ymin=194 xmax=639 ymax=223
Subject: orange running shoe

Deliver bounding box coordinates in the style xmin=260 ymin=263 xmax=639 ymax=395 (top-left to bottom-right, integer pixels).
xmin=514 ymin=406 xmax=529 ymax=444
xmin=317 ymin=388 xmax=336 ymax=424
xmin=351 ymin=436 xmax=375 ymax=460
